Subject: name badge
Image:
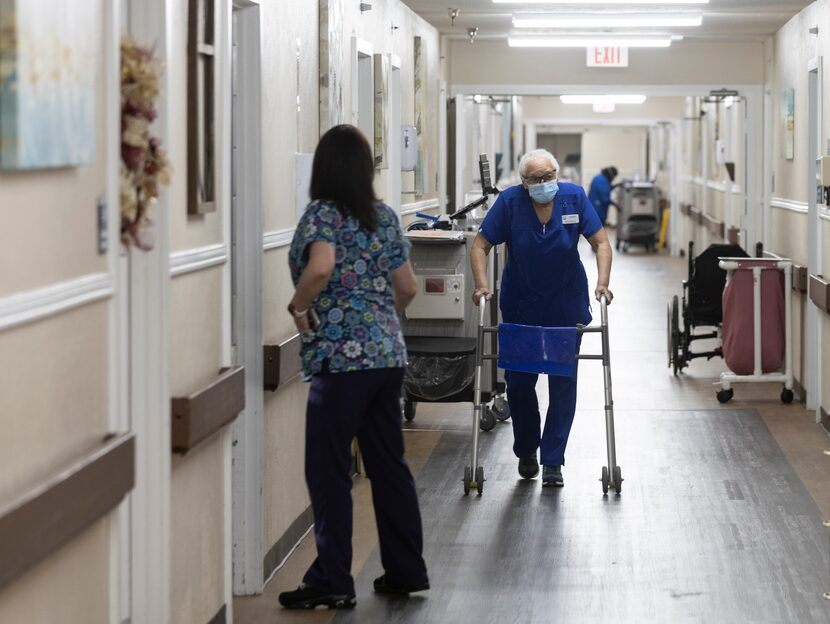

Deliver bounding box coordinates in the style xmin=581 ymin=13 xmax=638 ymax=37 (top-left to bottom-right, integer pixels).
xmin=562 ymin=214 xmax=580 ymax=225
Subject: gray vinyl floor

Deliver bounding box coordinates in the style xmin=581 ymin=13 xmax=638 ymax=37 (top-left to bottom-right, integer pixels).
xmin=334 ymin=406 xmax=830 ymax=624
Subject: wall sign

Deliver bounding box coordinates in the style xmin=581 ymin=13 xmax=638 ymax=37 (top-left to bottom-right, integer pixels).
xmin=587 ymin=47 xmax=629 ymax=68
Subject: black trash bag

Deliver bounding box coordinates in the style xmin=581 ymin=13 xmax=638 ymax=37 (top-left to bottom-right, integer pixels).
xmin=404 ymin=354 xmax=476 ymax=401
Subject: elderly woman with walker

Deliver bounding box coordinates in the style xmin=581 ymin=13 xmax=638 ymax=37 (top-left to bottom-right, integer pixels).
xmin=471 ymin=149 xmax=614 ymax=487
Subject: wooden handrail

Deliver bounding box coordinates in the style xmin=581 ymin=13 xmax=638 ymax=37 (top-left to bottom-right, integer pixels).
xmin=809 ymin=274 xmax=830 ymax=313
xmin=263 ymin=333 xmax=302 ymax=392
xmin=171 ymin=367 xmax=245 ymax=453
xmin=702 ymin=212 xmax=725 ymax=238
xmin=0 ymin=433 xmax=135 ymax=591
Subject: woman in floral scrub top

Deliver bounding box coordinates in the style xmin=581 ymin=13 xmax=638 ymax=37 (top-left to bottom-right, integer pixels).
xmin=279 ymin=125 xmax=429 ymax=610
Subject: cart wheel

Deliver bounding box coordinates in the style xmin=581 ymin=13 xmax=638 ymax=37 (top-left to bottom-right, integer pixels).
xmin=463 ymin=466 xmax=471 ymax=496
xmin=403 ymin=401 xmax=416 ymax=422
xmin=615 ymin=238 xmax=621 ymax=251
xmin=493 ymin=399 xmax=511 ymax=421
xmin=781 ymin=388 xmax=794 ymax=404
xmin=601 ymin=466 xmax=610 ymax=495
xmin=475 ymin=466 xmax=485 ymax=496
xmin=479 ymin=407 xmax=497 ymax=431
xmin=670 ymin=296 xmax=681 ymax=376
xmin=716 ymin=388 xmax=734 ymax=403
xmin=613 ymin=466 xmax=623 ymax=494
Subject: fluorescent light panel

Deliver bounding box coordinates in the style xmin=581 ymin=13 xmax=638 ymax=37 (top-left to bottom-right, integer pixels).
xmin=496 ymin=0 xmax=707 ymax=4
xmin=508 ymin=35 xmax=672 ymax=48
xmin=513 ymin=12 xmax=703 ymax=28
xmin=560 ymin=95 xmax=647 ymax=104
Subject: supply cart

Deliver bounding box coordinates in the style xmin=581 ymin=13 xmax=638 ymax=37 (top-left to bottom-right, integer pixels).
xmin=716 ymin=257 xmax=794 ymax=403
xmin=616 ymin=180 xmax=661 ymax=253
xmin=466 ymin=295 xmax=622 ymax=496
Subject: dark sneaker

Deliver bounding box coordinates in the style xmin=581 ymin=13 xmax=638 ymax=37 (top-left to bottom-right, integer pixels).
xmin=278 ymin=583 xmax=356 ymax=609
xmin=542 ymin=465 xmax=564 ymax=487
xmin=518 ymin=455 xmax=540 ymax=479
xmin=373 ymin=574 xmax=430 ymax=595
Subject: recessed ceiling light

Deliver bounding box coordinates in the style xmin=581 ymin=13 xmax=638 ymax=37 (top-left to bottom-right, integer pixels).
xmin=513 ymin=12 xmax=703 ymax=29
xmin=508 ymin=35 xmax=673 ymax=48
xmin=560 ymin=95 xmax=648 ymax=104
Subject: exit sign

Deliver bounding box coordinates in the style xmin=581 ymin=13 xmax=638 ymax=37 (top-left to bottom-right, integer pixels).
xmin=587 ymin=47 xmax=629 ymax=68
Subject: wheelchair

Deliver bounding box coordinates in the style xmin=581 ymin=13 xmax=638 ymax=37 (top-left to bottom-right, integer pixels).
xmin=667 ymin=241 xmax=750 ymax=375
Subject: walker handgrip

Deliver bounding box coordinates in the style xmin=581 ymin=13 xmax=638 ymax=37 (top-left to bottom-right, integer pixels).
xmin=599 ymin=294 xmax=609 ymax=327
xmin=478 ymin=294 xmax=487 ymax=326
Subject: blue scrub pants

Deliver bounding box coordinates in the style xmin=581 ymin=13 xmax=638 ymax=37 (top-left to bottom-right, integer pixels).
xmin=302 ymin=367 xmax=428 ymax=595
xmin=505 ymin=338 xmax=581 ymax=467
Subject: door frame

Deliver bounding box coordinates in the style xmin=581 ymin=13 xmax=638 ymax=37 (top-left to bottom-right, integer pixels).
xmin=124 ymin=0 xmax=173 ymax=621
xmin=229 ymin=0 xmax=265 ymax=595
xmin=806 ymin=57 xmax=823 ymax=416
xmin=388 ymin=55 xmax=402 ymax=216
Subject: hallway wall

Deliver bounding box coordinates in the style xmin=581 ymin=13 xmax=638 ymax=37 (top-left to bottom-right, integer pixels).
xmin=0 ymin=1 xmax=114 ymax=621
xmin=763 ymin=0 xmax=830 ymax=417
xmin=449 ymin=40 xmax=765 ymax=88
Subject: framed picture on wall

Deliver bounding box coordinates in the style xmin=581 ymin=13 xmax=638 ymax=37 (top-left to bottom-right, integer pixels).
xmin=782 ymin=87 xmax=794 ymax=160
xmin=0 ymin=0 xmax=99 ymax=169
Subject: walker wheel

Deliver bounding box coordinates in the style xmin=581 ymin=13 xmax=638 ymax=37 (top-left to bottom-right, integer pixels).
xmin=601 ymin=466 xmax=610 ymax=495
xmin=479 ymin=407 xmax=497 ymax=431
xmin=613 ymin=466 xmax=623 ymax=494
xmin=463 ymin=466 xmax=471 ymax=496
xmin=404 ymin=401 xmax=416 ymax=422
xmin=669 ymin=296 xmax=680 ymax=376
xmin=475 ymin=466 xmax=485 ymax=496
xmin=716 ymin=388 xmax=734 ymax=403
xmin=781 ymin=388 xmax=794 ymax=404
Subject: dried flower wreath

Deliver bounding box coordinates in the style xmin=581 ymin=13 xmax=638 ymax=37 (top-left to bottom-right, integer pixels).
xmin=120 ymin=38 xmax=171 ymax=250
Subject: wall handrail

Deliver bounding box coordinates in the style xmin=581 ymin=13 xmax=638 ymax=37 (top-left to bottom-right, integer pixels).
xmin=263 ymin=334 xmax=302 ymax=392
xmin=0 ymin=433 xmax=135 ymax=591
xmin=171 ymin=367 xmax=245 ymax=453
xmin=808 ymin=274 xmax=830 ymax=313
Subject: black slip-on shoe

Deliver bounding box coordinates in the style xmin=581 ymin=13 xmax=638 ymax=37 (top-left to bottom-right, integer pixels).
xmin=278 ymin=583 xmax=356 ymax=609
xmin=518 ymin=455 xmax=540 ymax=479
xmin=373 ymin=574 xmax=430 ymax=595
xmin=542 ymin=465 xmax=564 ymax=487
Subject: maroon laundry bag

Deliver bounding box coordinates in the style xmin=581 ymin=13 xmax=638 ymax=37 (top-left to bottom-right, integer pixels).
xmin=721 ymin=264 xmax=785 ymax=375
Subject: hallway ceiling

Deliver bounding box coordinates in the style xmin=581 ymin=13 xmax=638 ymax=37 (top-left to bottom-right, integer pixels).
xmin=402 ymin=1 xmax=814 ymax=43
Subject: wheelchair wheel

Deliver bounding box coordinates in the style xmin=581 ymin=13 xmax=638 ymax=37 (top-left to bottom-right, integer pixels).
xmin=669 ymin=296 xmax=681 ymax=375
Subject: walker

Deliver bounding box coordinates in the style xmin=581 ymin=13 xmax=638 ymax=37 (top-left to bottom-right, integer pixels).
xmin=465 ymin=295 xmax=622 ymax=495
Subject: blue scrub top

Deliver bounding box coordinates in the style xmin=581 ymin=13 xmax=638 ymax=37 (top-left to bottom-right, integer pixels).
xmin=479 ymin=182 xmax=602 ymax=327
xmin=588 ymin=173 xmax=612 ymax=224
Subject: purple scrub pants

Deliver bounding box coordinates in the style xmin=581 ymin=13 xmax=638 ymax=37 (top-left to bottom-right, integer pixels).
xmin=302 ymin=367 xmax=428 ymax=595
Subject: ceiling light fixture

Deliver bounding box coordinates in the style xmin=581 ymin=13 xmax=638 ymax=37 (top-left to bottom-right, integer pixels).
xmin=513 ymin=12 xmax=703 ymax=29
xmin=509 ymin=35 xmax=673 ymax=48
xmin=560 ymin=95 xmax=647 ymax=105
xmin=495 ymin=0 xmax=707 ymax=4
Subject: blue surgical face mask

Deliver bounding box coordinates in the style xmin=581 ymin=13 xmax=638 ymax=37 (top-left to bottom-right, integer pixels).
xmin=528 ymin=180 xmax=558 ymax=204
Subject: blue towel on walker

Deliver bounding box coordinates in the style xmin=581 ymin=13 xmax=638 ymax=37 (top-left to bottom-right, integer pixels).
xmin=497 ymin=323 xmax=578 ymax=377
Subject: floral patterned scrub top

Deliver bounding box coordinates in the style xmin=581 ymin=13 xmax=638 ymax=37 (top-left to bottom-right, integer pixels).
xmin=289 ymin=200 xmax=411 ymax=377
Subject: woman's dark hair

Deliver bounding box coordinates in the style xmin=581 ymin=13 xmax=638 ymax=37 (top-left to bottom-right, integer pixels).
xmin=310 ymin=124 xmax=378 ymax=231
xmin=603 ymin=166 xmax=618 ymax=181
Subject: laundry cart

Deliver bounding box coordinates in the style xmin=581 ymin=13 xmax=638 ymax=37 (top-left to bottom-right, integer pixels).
xmin=616 ymin=180 xmax=661 ymax=253
xmin=716 ymin=257 xmax=794 ymax=403
xmin=400 ymin=229 xmax=503 ymax=431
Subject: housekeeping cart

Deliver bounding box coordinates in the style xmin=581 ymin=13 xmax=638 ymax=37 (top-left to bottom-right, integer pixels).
xmin=716 ymin=257 xmax=794 ymax=403
xmin=465 ymin=295 xmax=622 ymax=496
